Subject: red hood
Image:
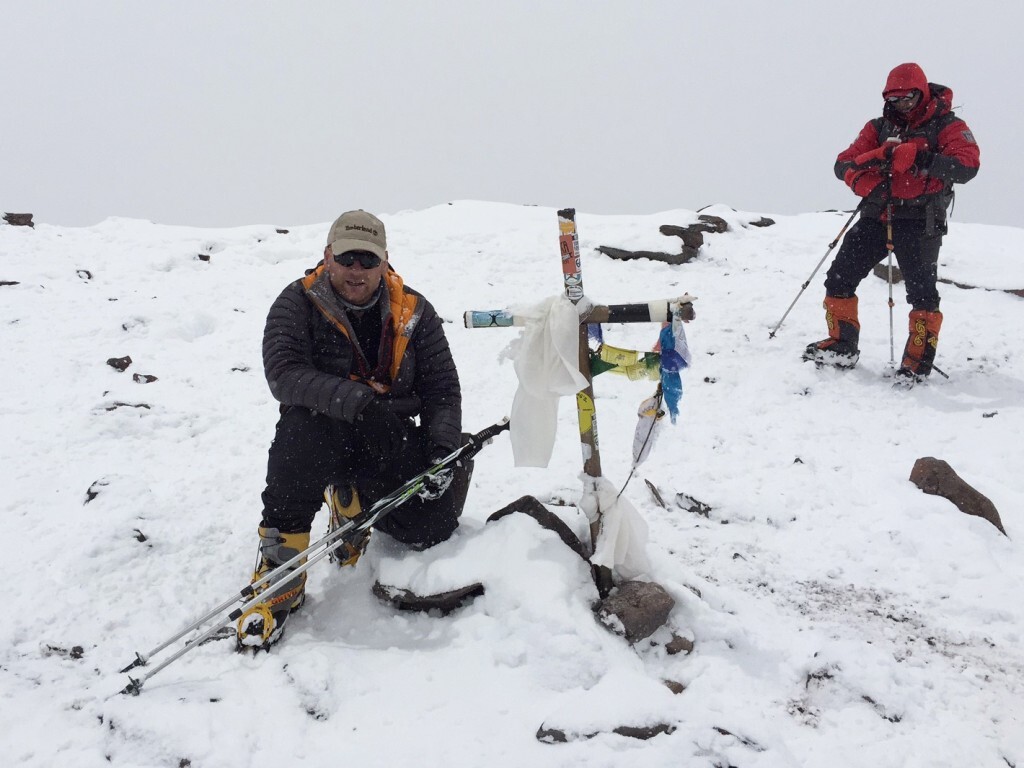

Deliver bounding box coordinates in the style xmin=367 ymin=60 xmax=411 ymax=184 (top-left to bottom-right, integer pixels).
xmin=884 ymin=62 xmax=929 ymax=97
xmin=882 ymin=63 xmax=953 ymax=129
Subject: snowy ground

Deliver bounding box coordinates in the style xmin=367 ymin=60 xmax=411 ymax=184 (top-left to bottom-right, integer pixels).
xmin=2 ymin=201 xmax=1022 ymax=767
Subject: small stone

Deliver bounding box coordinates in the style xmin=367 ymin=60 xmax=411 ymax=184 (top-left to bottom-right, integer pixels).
xmin=665 ymin=634 xmax=694 ymax=656
xmin=663 ymin=679 xmax=685 ymax=694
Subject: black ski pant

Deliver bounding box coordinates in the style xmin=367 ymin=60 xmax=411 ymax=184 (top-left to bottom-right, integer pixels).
xmin=261 ymin=406 xmax=473 ymax=549
xmin=824 ymin=216 xmax=943 ymax=311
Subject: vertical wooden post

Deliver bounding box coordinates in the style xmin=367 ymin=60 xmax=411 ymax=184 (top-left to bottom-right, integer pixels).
xmin=557 ymin=208 xmax=603 ymax=486
xmin=557 ymin=209 xmax=614 ymax=593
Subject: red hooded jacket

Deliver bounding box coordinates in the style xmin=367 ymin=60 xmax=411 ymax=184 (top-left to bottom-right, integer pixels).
xmin=834 ymin=63 xmax=980 ymax=219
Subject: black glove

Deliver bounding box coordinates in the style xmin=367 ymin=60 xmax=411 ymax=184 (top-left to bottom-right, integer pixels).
xmin=417 ymin=446 xmax=456 ymax=501
xmin=353 ymin=399 xmax=407 ymax=457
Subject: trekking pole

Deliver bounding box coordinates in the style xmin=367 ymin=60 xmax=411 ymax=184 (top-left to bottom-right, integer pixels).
xmin=123 ymin=520 xmax=362 ymax=694
xmin=885 ymin=179 xmax=896 ymax=366
xmin=120 ymin=501 xmax=372 ymax=673
xmin=768 ymin=200 xmax=864 ymax=339
xmin=120 ymin=417 xmax=511 ymax=695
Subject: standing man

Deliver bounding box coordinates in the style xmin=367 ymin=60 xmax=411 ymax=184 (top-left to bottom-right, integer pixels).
xmin=804 ymin=62 xmax=980 ymax=383
xmin=237 ymin=210 xmax=470 ymax=650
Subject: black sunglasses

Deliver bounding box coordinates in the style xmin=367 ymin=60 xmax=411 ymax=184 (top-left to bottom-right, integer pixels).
xmin=886 ymin=92 xmax=917 ymax=104
xmin=333 ymin=250 xmax=382 ymax=268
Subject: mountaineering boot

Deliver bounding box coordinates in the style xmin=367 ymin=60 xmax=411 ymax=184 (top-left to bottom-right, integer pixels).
xmin=325 ymin=484 xmax=371 ymax=568
xmin=236 ymin=527 xmax=310 ymax=651
xmin=894 ymin=309 xmax=942 ymax=386
xmin=803 ymin=296 xmax=861 ymax=369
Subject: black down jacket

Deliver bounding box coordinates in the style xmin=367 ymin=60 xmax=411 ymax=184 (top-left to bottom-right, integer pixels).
xmin=262 ymin=269 xmax=462 ymax=452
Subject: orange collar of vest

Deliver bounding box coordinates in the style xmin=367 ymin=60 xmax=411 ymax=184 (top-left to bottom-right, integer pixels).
xmin=301 ymin=265 xmax=420 ymax=389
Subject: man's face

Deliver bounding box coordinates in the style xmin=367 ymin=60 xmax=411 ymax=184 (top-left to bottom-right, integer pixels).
xmin=324 ymin=247 xmax=388 ymax=305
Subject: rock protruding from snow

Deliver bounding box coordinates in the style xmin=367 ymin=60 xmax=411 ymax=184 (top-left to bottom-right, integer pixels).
xmin=106 ymin=355 xmax=133 ymax=372
xmin=598 ymin=212 xmax=773 ymax=265
xmin=909 ymin=457 xmax=1007 ymax=536
xmin=371 ymin=581 xmax=485 ymax=614
xmin=596 ymin=580 xmax=675 ymax=643
xmin=486 ymin=495 xmax=589 ymax=561
xmin=3 ymin=212 xmax=34 ymax=227
xmin=536 ymin=721 xmax=675 ymax=743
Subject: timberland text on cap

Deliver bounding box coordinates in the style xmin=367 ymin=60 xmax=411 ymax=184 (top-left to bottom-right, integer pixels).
xmin=327 ymin=210 xmax=387 ymax=260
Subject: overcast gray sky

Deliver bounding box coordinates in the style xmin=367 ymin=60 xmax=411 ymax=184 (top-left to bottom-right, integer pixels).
xmin=4 ymin=1 xmax=1021 ymax=229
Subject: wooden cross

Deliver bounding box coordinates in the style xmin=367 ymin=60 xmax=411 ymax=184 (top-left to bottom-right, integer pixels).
xmin=464 ymin=208 xmax=695 ymax=588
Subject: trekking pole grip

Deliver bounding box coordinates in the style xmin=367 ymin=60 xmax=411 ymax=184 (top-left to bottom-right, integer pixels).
xmin=464 ymin=418 xmax=510 ymax=459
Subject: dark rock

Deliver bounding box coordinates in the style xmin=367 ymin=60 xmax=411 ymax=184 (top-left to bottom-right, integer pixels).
xmin=536 ymin=722 xmax=675 ymax=743
xmin=909 ymin=457 xmax=1007 ymax=535
xmin=486 ymin=495 xmax=589 ymax=561
xmin=644 ymin=479 xmax=668 ymax=509
xmin=44 ymin=644 xmax=85 ymax=660
xmin=197 ymin=253 xmax=211 ymax=262
xmin=132 ymin=373 xmax=158 ymax=384
xmin=106 ymin=355 xmax=133 ymax=372
xmin=84 ymin=479 xmax=108 ymax=504
xmin=0 ymin=280 xmax=20 ymax=287
xmin=675 ymin=492 xmax=712 ymax=517
xmin=658 ymin=224 xmax=705 ymax=249
xmin=3 ymin=213 xmax=34 ymax=227
xmin=873 ymin=263 xmax=903 ymax=283
xmin=596 ymin=245 xmax=700 ymax=266
xmin=749 ymin=217 xmax=776 ymax=227
xmin=663 ymin=679 xmax=686 ymax=694
xmin=936 ymin=276 xmax=1024 ymax=299
xmin=372 ymin=581 xmax=484 ymax=614
xmin=596 ymin=580 xmax=675 ymax=643
xmin=76 ymin=270 xmax=93 ymax=281
xmin=613 ymin=723 xmax=675 ymax=739
xmin=665 ymin=634 xmax=694 ymax=655
xmin=536 ymin=726 xmax=569 ymax=743
xmin=104 ymin=402 xmax=151 ymax=411
xmin=275 ymin=228 xmax=289 ymax=234
xmin=697 ymin=214 xmax=729 ymax=233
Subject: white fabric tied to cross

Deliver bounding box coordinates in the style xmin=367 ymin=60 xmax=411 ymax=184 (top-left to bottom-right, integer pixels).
xmin=507 ymin=295 xmax=590 ymax=468
xmin=580 ymin=475 xmax=651 ymax=579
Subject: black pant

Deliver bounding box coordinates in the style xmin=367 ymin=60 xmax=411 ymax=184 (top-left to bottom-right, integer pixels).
xmin=261 ymin=406 xmax=473 ymax=548
xmin=824 ymin=217 xmax=943 ymax=311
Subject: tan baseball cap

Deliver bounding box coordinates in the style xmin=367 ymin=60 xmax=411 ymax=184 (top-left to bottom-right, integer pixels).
xmin=327 ymin=210 xmax=387 ymax=260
